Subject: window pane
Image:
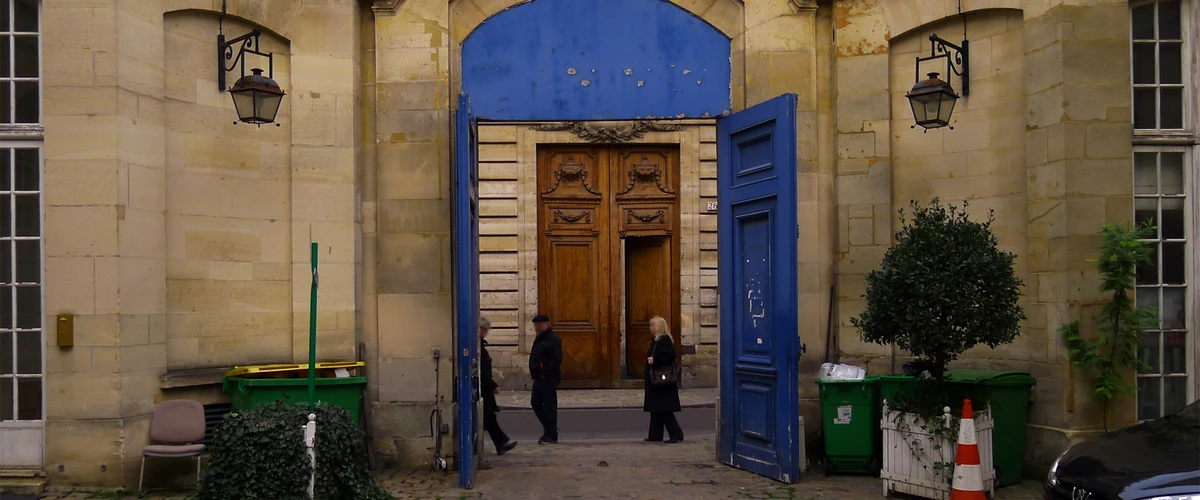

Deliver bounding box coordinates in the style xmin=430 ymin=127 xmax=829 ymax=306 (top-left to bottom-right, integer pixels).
xmin=0 ymin=1 xmax=9 ymax=32
xmin=0 ymin=149 xmax=9 ymax=192
xmin=0 ymin=81 xmax=9 ymax=124
xmin=13 ymin=193 xmax=34 ymax=236
xmin=0 ymin=36 xmax=9 ymax=79
xmin=12 ymin=0 xmax=35 ymax=33
xmin=1133 ymin=3 xmax=1156 ymax=39
xmin=1134 ymin=153 xmax=1157 ymax=194
xmin=1164 ymin=332 xmax=1187 ymax=373
xmin=1135 ymin=198 xmax=1158 ymax=234
xmin=0 ymin=241 xmax=9 ymax=285
xmin=1159 ymin=43 xmax=1183 ymax=84
xmin=12 ymin=34 xmax=33 ymax=78
xmin=15 ymin=377 xmax=37 ymax=420
xmin=13 ymin=80 xmax=36 ymax=123
xmin=0 ymin=378 xmax=11 ymax=421
xmin=1160 ymin=88 xmax=1183 ymax=129
xmin=1163 ymin=377 xmax=1187 ymax=415
xmin=14 ymin=330 xmax=34 ymax=374
xmin=0 ymin=195 xmax=10 ymax=236
xmin=1140 ymin=331 xmax=1161 ymax=372
xmin=1161 ymin=198 xmax=1184 ymax=239
xmin=1138 ymin=377 xmax=1162 ymax=420
xmin=1132 ymin=43 xmax=1156 ymax=84
xmin=13 ymin=148 xmax=33 ymax=191
xmin=0 ymin=331 xmax=9 ymax=374
xmin=1137 ymin=243 xmax=1159 ymax=285
xmin=0 ymin=286 xmax=10 ymax=328
xmin=1161 ymin=242 xmax=1185 ymax=284
xmin=1161 ymin=287 xmax=1186 ymax=329
xmin=1134 ymin=88 xmax=1157 ymax=129
xmin=1160 ymin=153 xmax=1184 ymax=194
xmin=15 ymin=285 xmax=37 ymax=330
xmin=14 ymin=239 xmax=35 ymax=283
xmin=1159 ymin=0 xmax=1182 ymax=39
xmin=1137 ymin=286 xmax=1159 ymax=325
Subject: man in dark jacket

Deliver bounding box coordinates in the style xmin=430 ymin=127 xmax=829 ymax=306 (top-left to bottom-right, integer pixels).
xmin=480 ymin=317 xmax=517 ymax=455
xmin=528 ymin=314 xmax=562 ymax=444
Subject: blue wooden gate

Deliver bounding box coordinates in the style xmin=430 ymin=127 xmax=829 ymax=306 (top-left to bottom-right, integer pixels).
xmin=453 ymin=93 xmax=481 ymax=488
xmin=717 ymin=94 xmax=802 ymax=483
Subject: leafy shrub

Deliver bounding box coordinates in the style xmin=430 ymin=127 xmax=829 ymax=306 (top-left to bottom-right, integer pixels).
xmin=1060 ymin=221 xmax=1158 ymax=431
xmin=196 ymin=401 xmax=391 ymax=500
xmin=851 ymin=199 xmax=1027 ymax=381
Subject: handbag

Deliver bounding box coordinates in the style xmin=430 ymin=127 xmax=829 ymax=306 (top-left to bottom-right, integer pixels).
xmin=648 ymin=339 xmax=678 ymax=388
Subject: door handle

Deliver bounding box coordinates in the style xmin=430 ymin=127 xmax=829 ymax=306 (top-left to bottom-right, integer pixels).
xmin=798 ymin=343 xmax=807 ymax=360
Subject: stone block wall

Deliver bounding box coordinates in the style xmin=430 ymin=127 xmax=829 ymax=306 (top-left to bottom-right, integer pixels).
xmin=39 ymin=0 xmax=360 ymax=487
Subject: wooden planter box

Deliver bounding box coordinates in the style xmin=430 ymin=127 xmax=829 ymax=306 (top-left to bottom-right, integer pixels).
xmin=881 ymin=401 xmax=996 ymax=499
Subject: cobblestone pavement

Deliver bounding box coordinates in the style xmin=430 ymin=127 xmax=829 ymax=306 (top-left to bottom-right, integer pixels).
xmin=496 ymin=388 xmax=717 ymax=410
xmin=381 ymin=439 xmax=1044 ymax=500
xmin=40 ymin=438 xmax=1044 ymax=500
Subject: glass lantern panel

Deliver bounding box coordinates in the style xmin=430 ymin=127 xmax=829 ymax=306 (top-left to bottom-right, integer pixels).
xmin=230 ymin=90 xmax=256 ymax=121
xmin=936 ymin=93 xmax=957 ymax=124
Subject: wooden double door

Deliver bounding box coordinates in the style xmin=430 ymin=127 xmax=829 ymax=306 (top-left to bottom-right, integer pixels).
xmin=537 ymin=145 xmax=681 ymax=389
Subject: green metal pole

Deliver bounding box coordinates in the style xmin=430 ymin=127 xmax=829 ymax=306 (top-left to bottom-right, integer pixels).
xmin=308 ymin=242 xmax=318 ymax=412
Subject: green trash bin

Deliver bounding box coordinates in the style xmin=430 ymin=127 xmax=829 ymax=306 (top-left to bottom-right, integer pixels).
xmin=877 ymin=375 xmax=924 ymax=411
xmin=817 ymin=375 xmax=881 ymax=475
xmin=943 ymin=370 xmax=1036 ymax=488
xmin=223 ymin=376 xmax=368 ymax=423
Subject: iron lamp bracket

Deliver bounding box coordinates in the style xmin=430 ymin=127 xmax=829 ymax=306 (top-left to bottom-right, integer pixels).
xmin=915 ymin=34 xmax=969 ymax=97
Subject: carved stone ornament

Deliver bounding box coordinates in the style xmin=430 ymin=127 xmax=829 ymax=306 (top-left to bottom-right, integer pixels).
xmin=617 ymin=155 xmax=675 ymax=196
xmin=541 ymin=155 xmax=602 ymax=195
xmin=552 ymin=210 xmax=592 ymax=224
xmin=626 ymin=209 xmax=666 ymax=224
xmin=530 ymin=120 xmax=685 ymax=143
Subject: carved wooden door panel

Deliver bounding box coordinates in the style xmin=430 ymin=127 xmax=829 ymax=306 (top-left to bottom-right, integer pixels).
xmin=538 ymin=145 xmax=679 ymax=388
xmin=538 ymin=149 xmax=610 ymax=388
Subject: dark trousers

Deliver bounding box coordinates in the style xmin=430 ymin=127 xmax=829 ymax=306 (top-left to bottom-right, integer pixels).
xmin=483 ymin=404 xmax=509 ymax=450
xmin=530 ymin=379 xmax=558 ymax=438
xmin=648 ymin=411 xmax=684 ymax=441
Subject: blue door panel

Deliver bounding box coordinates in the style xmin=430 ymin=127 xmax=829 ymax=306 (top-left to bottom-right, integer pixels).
xmin=454 ymin=93 xmax=481 ymax=489
xmin=717 ymin=94 xmax=801 ymax=484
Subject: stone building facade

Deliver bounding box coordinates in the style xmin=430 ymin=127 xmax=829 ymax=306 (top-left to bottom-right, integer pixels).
xmin=0 ymin=0 xmax=1194 ymax=490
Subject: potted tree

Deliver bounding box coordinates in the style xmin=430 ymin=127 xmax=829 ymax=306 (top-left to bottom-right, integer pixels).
xmin=851 ymin=199 xmax=1026 ymax=500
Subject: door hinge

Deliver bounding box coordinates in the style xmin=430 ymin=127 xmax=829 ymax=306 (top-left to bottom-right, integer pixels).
xmin=797 ymin=224 xmax=800 ymax=238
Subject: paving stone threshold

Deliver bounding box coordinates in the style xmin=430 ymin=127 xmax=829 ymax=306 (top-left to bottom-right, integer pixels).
xmin=496 ymin=388 xmax=717 ymax=411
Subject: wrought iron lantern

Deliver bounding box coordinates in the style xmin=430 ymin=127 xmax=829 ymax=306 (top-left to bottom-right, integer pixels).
xmin=217 ymin=1 xmax=285 ymax=126
xmin=907 ymin=72 xmax=958 ymax=130
xmin=907 ymin=34 xmax=969 ymax=132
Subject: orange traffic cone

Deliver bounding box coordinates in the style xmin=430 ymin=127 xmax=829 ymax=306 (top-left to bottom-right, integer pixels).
xmin=949 ymin=399 xmax=987 ymax=500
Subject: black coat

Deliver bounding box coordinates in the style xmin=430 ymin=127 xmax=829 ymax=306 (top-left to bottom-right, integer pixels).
xmin=529 ymin=328 xmax=563 ymax=385
xmin=643 ymin=335 xmax=681 ymax=413
xmin=481 ymin=339 xmax=500 ymax=413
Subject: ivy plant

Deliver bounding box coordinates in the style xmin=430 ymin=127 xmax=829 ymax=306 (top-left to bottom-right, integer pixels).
xmin=1060 ymin=221 xmax=1158 ymax=432
xmin=851 ymin=198 xmax=1027 ymax=381
xmin=196 ymin=401 xmax=391 ymax=500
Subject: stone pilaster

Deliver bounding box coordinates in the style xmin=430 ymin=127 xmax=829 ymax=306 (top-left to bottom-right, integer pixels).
xmin=1021 ymin=0 xmax=1134 ymax=469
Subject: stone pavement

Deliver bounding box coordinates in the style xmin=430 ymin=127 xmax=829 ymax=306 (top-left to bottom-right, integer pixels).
xmin=38 ymin=438 xmax=1045 ymax=500
xmin=496 ymin=388 xmax=717 ymax=410
xmin=380 ymin=439 xmax=1045 ymax=500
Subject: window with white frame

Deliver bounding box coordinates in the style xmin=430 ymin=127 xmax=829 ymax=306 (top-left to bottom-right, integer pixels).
xmin=1131 ymin=0 xmax=1196 ymax=421
xmin=0 ymin=0 xmax=40 ymax=424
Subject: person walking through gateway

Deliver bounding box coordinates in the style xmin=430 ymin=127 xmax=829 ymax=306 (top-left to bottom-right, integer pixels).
xmin=644 ymin=316 xmax=684 ymax=443
xmin=480 ymin=316 xmax=518 ymax=455
xmin=529 ymin=314 xmax=562 ymax=444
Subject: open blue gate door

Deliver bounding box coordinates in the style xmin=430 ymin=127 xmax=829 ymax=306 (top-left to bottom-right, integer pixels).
xmin=453 ymin=93 xmax=481 ymax=488
xmin=717 ymin=94 xmax=801 ymax=483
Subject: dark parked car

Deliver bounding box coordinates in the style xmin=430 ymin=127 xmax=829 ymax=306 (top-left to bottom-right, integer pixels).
xmin=1044 ymin=399 xmax=1200 ymax=500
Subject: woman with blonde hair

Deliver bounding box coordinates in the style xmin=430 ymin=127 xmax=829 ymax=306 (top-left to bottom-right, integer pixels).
xmin=643 ymin=315 xmax=683 ymax=443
